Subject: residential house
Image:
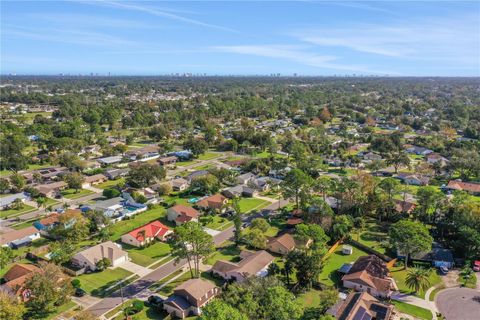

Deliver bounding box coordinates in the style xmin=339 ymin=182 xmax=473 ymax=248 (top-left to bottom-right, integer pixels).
xmin=82 ymin=174 xmax=107 ymax=188
xmin=426 ymin=153 xmax=449 ymax=166
xmin=0 ymin=193 xmax=27 ymax=210
xmin=186 ymin=170 xmax=209 ymax=183
xmin=328 ymin=292 xmax=394 ymax=320
xmin=35 ymin=181 xmax=67 ymax=198
xmin=342 ymin=255 xmax=398 ymax=298
xmin=121 ymin=221 xmax=172 ymax=247
xmin=167 ymin=205 xmax=200 ymax=226
xmin=394 ymin=199 xmax=416 ymax=214
xmin=396 ymin=173 xmax=430 ymax=186
xmin=0 ymin=263 xmax=41 ymax=301
xmin=397 ymin=243 xmax=454 ymax=269
xmin=86 ymin=195 xmax=147 ymax=221
xmin=222 ymin=185 xmax=257 ymax=199
xmin=97 ymin=155 xmax=123 ymax=166
xmin=163 ymin=278 xmax=220 ymax=319
xmin=363 ymin=152 xmax=382 ymax=161
xmin=266 ymin=233 xmax=298 ymax=255
xmin=83 ymin=160 xmax=102 ymax=170
xmin=236 ymin=172 xmax=255 ymax=185
xmin=33 ymin=213 xmax=60 ymax=235
xmin=406 ymin=146 xmax=433 ymax=156
xmin=211 ymin=250 xmax=275 ymax=282
xmin=250 ymin=176 xmax=282 ymax=192
xmin=196 ymin=194 xmax=228 ymax=212
xmin=158 ymin=156 xmax=178 ymax=166
xmin=104 ymin=168 xmax=130 ymax=180
xmin=23 ymin=166 xmax=68 ymax=184
xmin=0 ymin=227 xmax=41 ymax=248
xmin=170 ymin=178 xmax=189 ymax=191
xmin=446 ymin=180 xmax=480 ymax=196
xmin=126 ymin=145 xmax=159 ymax=161
xmin=71 ymin=241 xmax=128 ymax=271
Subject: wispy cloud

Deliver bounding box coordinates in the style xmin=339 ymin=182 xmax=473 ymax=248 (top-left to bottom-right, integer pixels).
xmin=4 ymin=25 xmax=137 ymax=47
xmin=212 ymin=45 xmax=392 ymax=74
xmin=80 ymin=0 xmax=239 ymax=33
xmin=293 ymin=14 xmax=479 ymax=64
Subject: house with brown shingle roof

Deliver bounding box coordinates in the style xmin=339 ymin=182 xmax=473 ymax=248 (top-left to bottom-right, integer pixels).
xmin=0 ymin=226 xmax=41 ymax=248
xmin=394 ymin=199 xmax=416 ymax=214
xmin=163 ymin=278 xmax=219 ymax=319
xmin=266 ymin=233 xmax=297 ymax=255
xmin=167 ymin=205 xmax=200 ymax=226
xmin=342 ymin=255 xmax=398 ymax=298
xmin=0 ymin=263 xmax=40 ymax=301
xmin=196 ymin=194 xmax=228 ymax=212
xmin=446 ymin=180 xmax=480 ymax=195
xmin=35 ymin=181 xmax=67 ymax=197
xmin=71 ymin=241 xmax=128 ymax=271
xmin=211 ymin=250 xmax=274 ymax=282
xmin=82 ymin=174 xmax=107 ymax=188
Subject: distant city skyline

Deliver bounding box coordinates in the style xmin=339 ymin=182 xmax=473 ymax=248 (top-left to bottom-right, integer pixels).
xmin=2 ymin=1 xmax=479 ymax=76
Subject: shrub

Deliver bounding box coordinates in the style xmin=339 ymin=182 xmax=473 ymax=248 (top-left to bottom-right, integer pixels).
xmin=71 ymin=279 xmax=81 ymax=288
xmin=103 ymin=188 xmax=121 ymax=199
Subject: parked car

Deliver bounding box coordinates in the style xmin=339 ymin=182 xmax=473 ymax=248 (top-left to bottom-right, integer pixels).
xmin=147 ymin=295 xmax=164 ymax=308
xmin=473 ymin=260 xmax=480 ymax=272
xmin=439 ymin=266 xmax=449 ymax=275
xmin=74 ymin=288 xmax=86 ymax=297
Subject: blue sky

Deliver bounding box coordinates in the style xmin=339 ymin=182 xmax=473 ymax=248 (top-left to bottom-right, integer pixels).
xmin=1 ymin=1 xmax=479 ymax=76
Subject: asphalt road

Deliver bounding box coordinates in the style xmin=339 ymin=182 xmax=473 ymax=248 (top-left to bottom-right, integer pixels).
xmin=87 ymin=226 xmax=234 ymax=316
xmin=436 ymin=287 xmax=480 ymax=320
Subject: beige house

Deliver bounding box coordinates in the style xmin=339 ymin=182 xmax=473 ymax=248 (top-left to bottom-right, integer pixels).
xmin=82 ymin=174 xmax=107 ymax=188
xmin=35 ymin=181 xmax=67 ymax=197
xmin=342 ymin=255 xmax=398 ymax=298
xmin=71 ymin=241 xmax=128 ymax=271
xmin=211 ymin=250 xmax=274 ymax=282
xmin=167 ymin=205 xmax=200 ymax=226
xmin=0 ymin=226 xmax=41 ymax=248
xmin=266 ymin=233 xmax=298 ymax=255
xmin=163 ymin=278 xmax=219 ymax=318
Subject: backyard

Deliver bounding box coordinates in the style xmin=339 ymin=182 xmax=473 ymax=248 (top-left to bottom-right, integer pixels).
xmin=109 ymin=206 xmax=168 ymax=240
xmin=76 ymin=267 xmax=133 ymax=297
xmin=61 ymin=188 xmax=95 ymax=199
xmin=318 ymin=243 xmax=370 ymax=287
xmin=351 ymin=218 xmax=389 ymax=255
xmin=124 ymin=241 xmax=171 ymax=267
xmin=0 ymin=203 xmax=36 ymax=218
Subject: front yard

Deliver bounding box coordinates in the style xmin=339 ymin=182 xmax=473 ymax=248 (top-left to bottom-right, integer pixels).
xmin=199 ymin=215 xmax=233 ymax=230
xmin=124 ymin=242 xmax=171 ymax=267
xmin=61 ymin=188 xmax=95 ymax=199
xmin=204 ymin=241 xmax=241 ymax=265
xmin=76 ymin=267 xmax=133 ymax=297
xmin=237 ymin=197 xmax=271 ymax=213
xmin=109 ymin=206 xmax=168 ymax=240
xmin=97 ymin=178 xmax=125 ymax=190
xmin=391 ymin=300 xmax=432 ymax=320
xmin=0 ymin=203 xmax=36 ymax=218
xmin=318 ymin=243 xmax=370 ymax=287
xmin=389 ymin=265 xmax=442 ymax=299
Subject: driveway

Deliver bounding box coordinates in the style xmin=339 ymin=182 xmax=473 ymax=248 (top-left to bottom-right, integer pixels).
xmin=72 ymin=295 xmax=102 ymax=309
xmin=203 ymin=227 xmax=220 ymax=237
xmin=436 ymin=287 xmax=480 ymax=320
xmin=118 ymin=261 xmax=151 ymax=277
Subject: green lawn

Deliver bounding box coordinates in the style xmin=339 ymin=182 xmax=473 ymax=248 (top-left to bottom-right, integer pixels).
xmin=61 ymin=188 xmax=95 ymax=199
xmin=149 ymin=269 xmax=184 ymax=291
xmin=237 ymin=197 xmax=271 ymax=213
xmin=319 ymin=244 xmax=370 ymax=287
xmin=459 ymin=272 xmax=477 ymax=288
xmin=296 ymin=289 xmax=322 ymax=309
xmin=113 ymin=304 xmax=167 ymax=320
xmin=0 ymin=204 xmax=36 ymax=218
xmin=176 ymin=160 xmax=199 ymax=167
xmin=124 ymin=242 xmax=171 ymax=267
xmin=109 ymin=206 xmax=168 ymax=240
xmin=76 ymin=267 xmax=133 ymax=297
xmin=97 ymin=178 xmax=125 ymax=189
xmin=198 ymin=152 xmax=221 ymax=161
xmin=351 ymin=218 xmax=389 ymax=255
xmin=391 ymin=300 xmax=432 ymax=320
xmin=204 ymin=242 xmax=241 ymax=265
xmin=158 ymin=271 xmax=193 ymax=295
xmin=389 ymin=266 xmax=442 ymax=299
xmin=199 ymin=215 xmax=232 ymax=230
xmin=43 ymin=301 xmax=77 ymax=320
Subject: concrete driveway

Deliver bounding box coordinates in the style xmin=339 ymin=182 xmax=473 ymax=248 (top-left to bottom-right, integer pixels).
xmin=436 ymin=287 xmax=480 ymax=320
xmin=118 ymin=261 xmax=151 ymax=277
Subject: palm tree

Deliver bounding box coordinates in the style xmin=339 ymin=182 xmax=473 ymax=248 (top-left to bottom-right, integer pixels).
xmin=405 ymin=267 xmax=431 ymax=294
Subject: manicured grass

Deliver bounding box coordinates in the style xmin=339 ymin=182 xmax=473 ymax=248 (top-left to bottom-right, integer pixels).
xmin=351 ymin=218 xmax=389 ymax=255
xmin=200 ymin=215 xmax=231 ymax=230
xmin=429 ymin=285 xmax=445 ymax=301
xmin=237 ymin=197 xmax=271 ymax=213
xmin=296 ymin=289 xmax=322 ymax=308
xmin=43 ymin=301 xmax=76 ymax=320
xmin=204 ymin=242 xmax=241 ymax=265
xmin=391 ymin=300 xmax=432 ymax=320
xmin=319 ymin=244 xmax=370 ymax=287
xmin=176 ymin=160 xmax=199 ymax=167
xmin=61 ymin=188 xmax=95 ymax=199
xmin=389 ymin=266 xmax=442 ymax=299
xmin=0 ymin=204 xmax=36 ymax=218
xmin=124 ymin=242 xmax=171 ymax=267
xmin=76 ymin=267 xmax=133 ymax=297
xmin=149 ymin=269 xmax=184 ymax=291
xmin=198 ymin=152 xmax=221 ymax=161
xmin=109 ymin=206 xmax=167 ymax=240
xmin=113 ymin=305 xmax=167 ymax=320
xmin=97 ymin=178 xmax=125 ymax=189
xmin=459 ymin=272 xmax=477 ymax=288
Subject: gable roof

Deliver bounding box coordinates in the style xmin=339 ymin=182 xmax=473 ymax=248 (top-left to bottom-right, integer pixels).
xmin=0 ymin=226 xmax=39 ymax=246
xmin=127 ymin=220 xmax=170 ymax=241
xmin=196 ymin=194 xmax=227 ymax=209
xmin=174 ymin=278 xmax=217 ymax=301
xmin=336 ymin=292 xmax=394 ymax=320
xmin=342 ymin=255 xmax=394 ymax=293
xmin=84 ymin=174 xmax=107 ymax=183
xmin=447 ymin=180 xmax=480 ymax=193
xmin=169 ymin=205 xmax=199 ymax=218
xmin=73 ymin=241 xmax=127 ymax=265
xmin=212 ymin=250 xmax=274 ymax=278
xmin=267 ymin=233 xmax=296 ymax=252
xmin=1 ymin=263 xmax=40 ymax=296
